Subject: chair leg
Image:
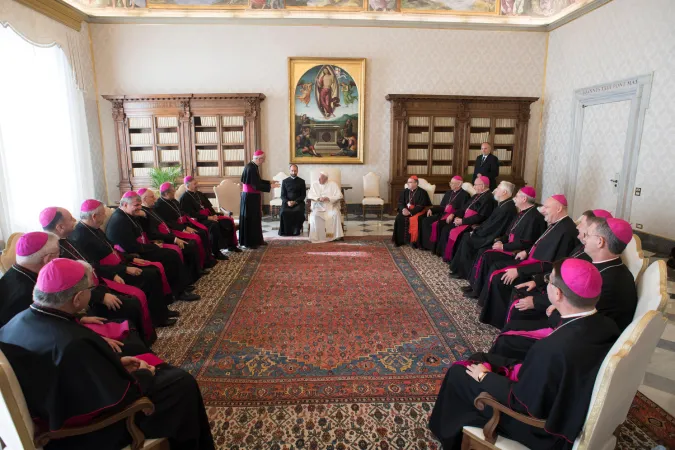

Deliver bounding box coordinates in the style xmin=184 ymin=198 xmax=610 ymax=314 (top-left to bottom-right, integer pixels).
xmin=362 ymin=205 xmax=366 ymax=221
xmin=379 ymin=206 xmax=383 ymax=221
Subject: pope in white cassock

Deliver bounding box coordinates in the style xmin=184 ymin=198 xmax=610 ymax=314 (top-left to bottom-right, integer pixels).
xmin=308 ymin=172 xmax=344 ymax=243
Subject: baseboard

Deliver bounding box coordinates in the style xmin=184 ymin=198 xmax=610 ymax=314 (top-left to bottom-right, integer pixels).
xmin=633 ymin=230 xmax=675 ymax=256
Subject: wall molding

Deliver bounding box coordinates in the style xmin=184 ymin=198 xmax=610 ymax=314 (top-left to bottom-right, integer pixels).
xmin=14 ymin=0 xmax=86 ymax=31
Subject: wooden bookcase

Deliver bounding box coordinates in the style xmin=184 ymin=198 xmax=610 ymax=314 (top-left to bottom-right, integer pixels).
xmin=386 ymin=94 xmax=537 ymax=209
xmin=104 ymin=94 xmax=265 ymax=198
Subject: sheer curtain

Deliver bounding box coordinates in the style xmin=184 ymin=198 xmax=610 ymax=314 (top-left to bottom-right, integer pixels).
xmin=0 ymin=24 xmax=94 ymax=237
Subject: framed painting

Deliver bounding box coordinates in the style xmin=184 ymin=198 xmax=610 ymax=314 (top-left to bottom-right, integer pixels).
xmin=401 ymin=0 xmax=497 ymax=14
xmin=147 ymin=0 xmax=247 ymax=9
xmin=284 ymin=0 xmax=364 ymax=10
xmin=289 ymin=57 xmax=366 ymax=164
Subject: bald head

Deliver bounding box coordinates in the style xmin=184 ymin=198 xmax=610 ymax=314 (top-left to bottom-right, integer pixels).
xmin=541 ymin=196 xmax=568 ymax=224
xmin=141 ymin=189 xmax=156 ymax=208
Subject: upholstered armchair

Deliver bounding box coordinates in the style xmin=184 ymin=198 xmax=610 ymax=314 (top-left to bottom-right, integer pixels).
xmin=306 ymin=168 xmax=346 ymax=233
xmin=620 ymin=235 xmax=647 ymax=283
xmin=362 ymin=172 xmax=384 ymax=220
xmin=213 ymin=179 xmax=241 ymax=221
xmin=269 ymin=172 xmax=289 ymax=219
xmin=0 ymin=232 xmax=23 ymax=275
xmin=400 ymin=178 xmax=437 ymax=205
xmin=462 ymin=309 xmax=666 ymax=450
xmin=0 ymin=348 xmax=169 ymax=450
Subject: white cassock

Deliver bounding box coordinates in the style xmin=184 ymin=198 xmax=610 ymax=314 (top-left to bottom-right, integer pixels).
xmin=308 ymin=180 xmax=344 ymax=243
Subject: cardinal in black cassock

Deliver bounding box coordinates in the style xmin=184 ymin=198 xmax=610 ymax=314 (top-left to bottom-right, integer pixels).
xmin=137 ymin=188 xmax=204 ymax=284
xmin=179 ymin=176 xmax=239 ymax=253
xmin=449 ymin=182 xmax=517 ymax=279
xmin=106 ymin=192 xmax=199 ymax=303
xmin=479 ymin=195 xmax=579 ymax=329
xmin=429 ymin=259 xmax=620 ymax=450
xmin=240 ymin=150 xmax=275 ymax=248
xmin=419 ymin=176 xmax=470 ymax=252
xmin=437 ymin=176 xmax=495 ymax=261
xmin=0 ymin=258 xmax=214 ymax=450
xmin=156 ymin=183 xmax=224 ymax=262
xmin=70 ymin=201 xmax=175 ymax=327
xmin=492 ymin=218 xmax=638 ymax=360
xmin=392 ymin=176 xmax=432 ymax=247
xmin=279 ymin=165 xmax=306 ymax=236
xmin=463 ymin=186 xmax=547 ymax=296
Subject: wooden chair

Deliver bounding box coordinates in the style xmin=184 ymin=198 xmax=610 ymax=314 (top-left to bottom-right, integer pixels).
xmin=0 ymin=348 xmax=168 ymax=450
xmin=0 ymin=233 xmax=24 ymax=276
xmin=362 ymin=172 xmax=384 ymax=220
xmin=461 ymin=309 xmax=667 ymax=450
xmin=306 ymin=168 xmax=346 ymax=234
xmin=621 ymin=235 xmax=648 ymax=283
xmin=270 ymin=172 xmax=288 ymax=219
xmin=634 ymin=260 xmax=669 ymax=320
xmin=213 ymin=179 xmax=241 ymax=221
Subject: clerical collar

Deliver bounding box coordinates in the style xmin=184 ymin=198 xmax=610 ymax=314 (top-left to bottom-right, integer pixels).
xmin=551 ymin=215 xmax=569 ymax=224
xmin=29 ymin=304 xmax=76 ymax=322
xmin=592 ymin=256 xmax=621 ymax=265
xmin=12 ymin=264 xmax=38 ymax=281
xmin=561 ymin=309 xmax=597 ymax=319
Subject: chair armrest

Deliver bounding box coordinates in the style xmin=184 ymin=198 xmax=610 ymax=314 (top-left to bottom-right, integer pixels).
xmin=474 ymin=392 xmax=546 ymax=444
xmin=34 ymin=397 xmax=156 ymax=449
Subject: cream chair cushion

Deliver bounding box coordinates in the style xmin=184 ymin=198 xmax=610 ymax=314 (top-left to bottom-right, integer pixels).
xmin=634 ymin=260 xmax=668 ymax=320
xmin=462 ymin=426 xmax=529 ymax=450
xmin=98 ymin=206 xmax=115 ymax=233
xmin=401 ymin=178 xmax=436 ymax=204
xmin=462 ymin=182 xmax=476 ymax=197
xmin=175 ymin=183 xmax=187 ymax=201
xmin=0 ymin=233 xmax=24 ymax=276
xmin=213 ymin=179 xmax=241 ymax=219
xmin=620 ymin=235 xmax=647 ymax=282
xmin=270 ymin=172 xmax=288 ymax=209
xmin=309 ymin=168 xmax=342 ymax=187
xmin=270 ymin=198 xmax=283 ymax=207
xmin=362 ymin=197 xmax=384 ymax=206
xmin=362 ymin=172 xmax=381 ymax=198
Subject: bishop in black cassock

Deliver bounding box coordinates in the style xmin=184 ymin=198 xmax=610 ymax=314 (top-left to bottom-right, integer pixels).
xmin=0 ymin=258 xmax=214 ymax=450
xmin=478 ymin=195 xmax=579 ymax=329
xmin=492 ymin=217 xmax=638 ymax=360
xmin=437 ymin=176 xmax=495 ymax=260
xmin=70 ymin=201 xmax=175 ymax=327
xmin=392 ymin=176 xmax=432 ymax=247
xmin=279 ymin=164 xmax=306 ymax=236
xmin=179 ymin=177 xmax=239 ymax=253
xmin=419 ymin=176 xmax=469 ymax=252
xmin=463 ymin=186 xmax=547 ymax=297
xmin=429 ymin=259 xmax=619 ymax=450
xmin=449 ymin=182 xmax=517 ymax=279
xmin=240 ymin=150 xmax=276 ymax=249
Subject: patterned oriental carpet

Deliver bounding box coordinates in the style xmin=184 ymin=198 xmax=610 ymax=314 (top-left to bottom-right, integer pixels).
xmin=154 ymin=237 xmax=674 ymax=449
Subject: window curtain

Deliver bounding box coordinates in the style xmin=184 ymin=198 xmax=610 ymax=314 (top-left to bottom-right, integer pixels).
xmin=0 ymin=24 xmax=94 ymax=237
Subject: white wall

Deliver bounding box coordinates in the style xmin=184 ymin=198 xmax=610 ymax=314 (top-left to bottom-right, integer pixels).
xmin=90 ymin=24 xmax=547 ymax=204
xmin=540 ymin=0 xmax=675 ymax=239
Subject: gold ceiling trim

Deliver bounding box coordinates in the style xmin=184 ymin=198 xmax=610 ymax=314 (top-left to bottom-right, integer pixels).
xmin=15 ymin=0 xmax=87 ymax=31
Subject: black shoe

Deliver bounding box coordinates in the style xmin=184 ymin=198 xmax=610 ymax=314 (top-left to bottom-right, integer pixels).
xmin=167 ymin=310 xmax=181 ymax=318
xmin=205 ymin=259 xmax=217 ymax=269
xmin=449 ymin=273 xmax=463 ymax=279
xmin=200 ymin=269 xmax=212 ymax=276
xmin=178 ymin=292 xmax=201 ymax=302
xmin=260 ymin=241 xmax=268 ymax=246
xmin=228 ymin=247 xmax=243 ymax=253
xmin=215 ymin=253 xmax=229 ymax=260
xmin=248 ymin=246 xmax=259 ymax=250
xmin=461 ymin=285 xmax=474 ymax=293
xmin=185 ymin=285 xmax=196 ymax=292
xmin=156 ymin=317 xmax=178 ymax=327
xmin=464 ymin=292 xmax=479 ymax=299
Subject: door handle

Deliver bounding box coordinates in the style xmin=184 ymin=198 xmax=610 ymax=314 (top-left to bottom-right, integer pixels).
xmin=610 ymin=179 xmax=618 ymax=187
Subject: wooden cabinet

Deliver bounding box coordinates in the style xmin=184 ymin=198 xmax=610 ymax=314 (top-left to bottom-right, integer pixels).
xmin=104 ymin=94 xmax=265 ymax=197
xmin=386 ymin=94 xmax=537 ymax=210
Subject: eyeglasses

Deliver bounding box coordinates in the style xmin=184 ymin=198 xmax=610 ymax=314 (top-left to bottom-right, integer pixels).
xmin=544 ymin=273 xmax=559 ymax=289
xmin=585 ymin=233 xmax=602 ymax=240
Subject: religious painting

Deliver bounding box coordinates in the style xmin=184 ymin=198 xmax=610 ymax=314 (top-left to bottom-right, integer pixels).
xmin=289 ymin=57 xmax=366 ymax=164
xmin=285 ymin=0 xmax=364 ymax=11
xmin=501 ymin=0 xmax=590 ymax=16
xmin=367 ymin=0 xmax=397 ymax=11
xmin=249 ymin=0 xmax=284 ymax=8
xmin=402 ymin=0 xmax=497 ymax=13
xmin=147 ymin=0 xmax=247 ymax=9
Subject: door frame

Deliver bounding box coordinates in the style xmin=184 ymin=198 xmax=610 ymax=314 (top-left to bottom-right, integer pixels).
xmin=566 ymin=73 xmax=653 ymax=220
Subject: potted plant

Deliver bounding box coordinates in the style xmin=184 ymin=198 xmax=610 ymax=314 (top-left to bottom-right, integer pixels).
xmin=148 ymin=166 xmax=183 ymax=190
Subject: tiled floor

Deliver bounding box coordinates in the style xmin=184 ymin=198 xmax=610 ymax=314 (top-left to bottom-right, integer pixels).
xmin=261 ymin=215 xmax=675 ymax=417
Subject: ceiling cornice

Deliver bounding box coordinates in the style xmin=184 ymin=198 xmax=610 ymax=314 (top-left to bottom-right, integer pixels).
xmin=14 ymin=0 xmax=87 ymax=31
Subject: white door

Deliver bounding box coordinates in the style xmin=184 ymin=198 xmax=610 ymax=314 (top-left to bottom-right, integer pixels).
xmin=572 ymin=101 xmax=632 ymax=219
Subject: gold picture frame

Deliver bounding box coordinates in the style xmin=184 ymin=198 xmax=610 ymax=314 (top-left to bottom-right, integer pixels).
xmin=289 ymin=57 xmax=366 ymax=164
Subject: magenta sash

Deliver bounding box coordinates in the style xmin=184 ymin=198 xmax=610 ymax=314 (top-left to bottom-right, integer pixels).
xmin=472 ymin=248 xmax=513 ymax=281
xmin=198 ymin=207 xmax=211 ymax=218
xmin=487 ymin=258 xmax=540 ymax=289
xmin=508 ymin=233 xmax=515 ymax=243
xmin=499 ymin=328 xmax=554 ymax=341
xmin=158 ymin=223 xmax=171 ymax=234
xmin=82 ymin=321 xmax=130 ymax=340
xmin=173 ymin=229 xmax=205 ymax=267
xmin=177 ymin=216 xmax=187 ymax=225
xmin=156 ymin=223 xmax=184 ymax=262
xmin=114 ymin=237 xmax=172 ymax=295
xmin=135 ymin=353 xmax=165 ymax=366
xmin=100 ymin=251 xmax=123 ymax=266
xmin=430 ymin=205 xmax=455 ymax=243
xmin=183 ymin=215 xmax=208 ymax=232
xmin=100 ymin=277 xmax=154 ymax=340
xmin=453 ymin=360 xmax=522 ymax=382
xmin=242 ymin=183 xmax=261 ymax=194
xmin=443 ymin=209 xmax=478 ymax=261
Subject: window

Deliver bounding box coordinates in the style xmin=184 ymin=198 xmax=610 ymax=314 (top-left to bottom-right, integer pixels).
xmin=0 ymin=25 xmax=94 ymax=238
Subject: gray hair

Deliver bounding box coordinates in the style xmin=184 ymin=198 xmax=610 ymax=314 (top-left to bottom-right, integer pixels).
xmin=119 ymin=195 xmax=140 ymax=207
xmin=15 ymin=233 xmax=59 ymax=267
xmin=499 ymin=181 xmax=515 ymax=197
xmin=80 ymin=204 xmax=104 ymax=221
xmin=33 ymin=260 xmax=92 ymax=308
xmin=520 ymin=190 xmax=536 ymax=205
xmin=586 ymin=216 xmax=628 ymax=255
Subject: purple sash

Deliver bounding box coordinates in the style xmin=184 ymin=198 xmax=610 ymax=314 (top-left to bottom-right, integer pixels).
xmin=443 ymin=209 xmax=477 ymax=261
xmin=114 ymin=234 xmax=171 ymax=295
xmin=100 ymin=277 xmax=154 ymax=340
xmin=430 ymin=205 xmax=455 ymax=243
xmin=173 ymin=229 xmax=205 ymax=267
xmin=82 ymin=321 xmax=130 ymax=340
